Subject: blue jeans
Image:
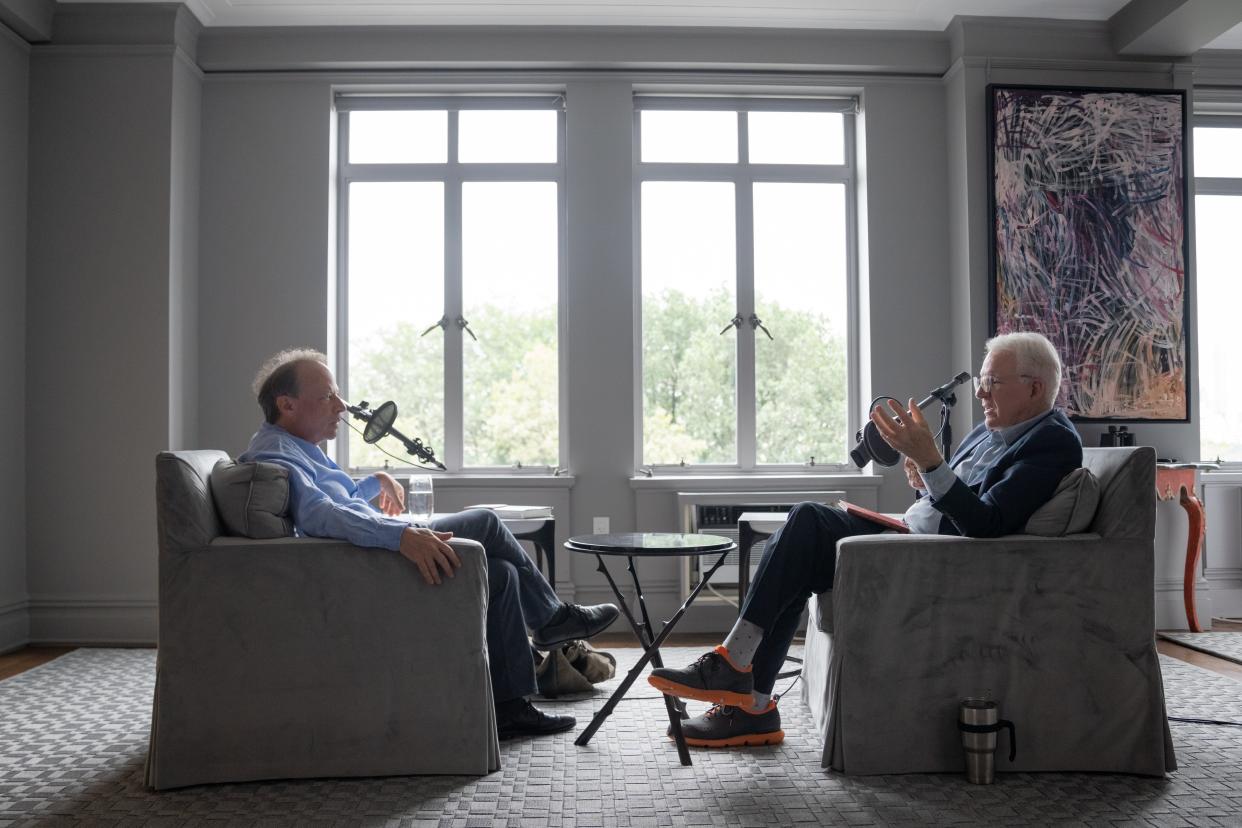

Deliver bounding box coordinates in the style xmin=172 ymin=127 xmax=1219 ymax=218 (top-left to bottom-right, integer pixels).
xmin=738 ymin=502 xmax=886 ymax=694
xmin=430 ymin=509 xmax=562 ymax=704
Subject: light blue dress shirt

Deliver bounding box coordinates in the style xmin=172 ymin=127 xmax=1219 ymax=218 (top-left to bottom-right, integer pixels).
xmin=902 ymin=409 xmax=1055 ymax=534
xmin=240 ymin=422 xmax=410 ymax=551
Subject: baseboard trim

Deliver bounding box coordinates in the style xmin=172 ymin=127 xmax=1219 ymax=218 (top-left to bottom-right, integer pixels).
xmin=27 ymin=595 xmax=157 ymax=646
xmin=0 ymin=599 xmax=31 ymax=654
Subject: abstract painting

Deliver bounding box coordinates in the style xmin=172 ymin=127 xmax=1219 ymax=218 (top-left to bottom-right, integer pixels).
xmin=989 ymin=85 xmax=1189 ymax=421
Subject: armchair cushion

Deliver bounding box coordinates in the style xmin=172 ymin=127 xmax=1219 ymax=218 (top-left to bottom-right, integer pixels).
xmin=209 ymin=459 xmax=294 ymax=539
xmin=1022 ymin=467 xmax=1100 ymax=536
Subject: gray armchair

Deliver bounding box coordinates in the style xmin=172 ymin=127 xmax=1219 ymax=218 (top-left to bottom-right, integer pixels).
xmin=145 ymin=450 xmax=500 ymax=790
xmin=801 ymin=446 xmax=1176 ymax=776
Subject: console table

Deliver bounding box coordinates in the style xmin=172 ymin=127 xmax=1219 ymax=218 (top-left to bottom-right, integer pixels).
xmin=1156 ymin=463 xmax=1214 ymax=632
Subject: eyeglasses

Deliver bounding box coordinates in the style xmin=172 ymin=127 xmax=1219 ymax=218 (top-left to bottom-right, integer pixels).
xmin=972 ymin=374 xmax=1034 ymax=394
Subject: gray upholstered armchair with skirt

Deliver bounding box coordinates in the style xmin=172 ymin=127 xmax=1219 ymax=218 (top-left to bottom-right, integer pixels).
xmin=801 ymin=446 xmax=1176 ymax=776
xmin=145 ymin=450 xmax=500 ymax=790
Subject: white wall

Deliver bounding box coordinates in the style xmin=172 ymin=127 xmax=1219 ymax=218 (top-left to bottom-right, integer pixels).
xmin=0 ymin=22 xmax=29 ymax=652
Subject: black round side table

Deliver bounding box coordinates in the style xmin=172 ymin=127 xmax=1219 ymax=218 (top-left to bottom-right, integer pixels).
xmin=566 ymin=532 xmax=737 ymax=766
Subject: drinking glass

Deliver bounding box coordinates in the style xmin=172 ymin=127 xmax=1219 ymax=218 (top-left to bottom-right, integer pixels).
xmin=408 ymin=475 xmax=434 ymax=520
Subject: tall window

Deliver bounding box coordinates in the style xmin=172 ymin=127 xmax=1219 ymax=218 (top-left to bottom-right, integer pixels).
xmin=636 ymin=98 xmax=857 ymax=469
xmin=338 ymin=97 xmax=564 ymax=471
xmin=1193 ymin=119 xmax=1242 ymax=463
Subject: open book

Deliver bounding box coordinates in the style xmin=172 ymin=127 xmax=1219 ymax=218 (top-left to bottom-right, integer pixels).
xmin=838 ymin=500 xmax=911 ymax=534
xmin=468 ymin=504 xmax=553 ymax=520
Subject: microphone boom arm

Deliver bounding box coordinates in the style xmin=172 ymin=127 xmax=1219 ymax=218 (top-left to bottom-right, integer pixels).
xmin=346 ymin=401 xmax=447 ymax=471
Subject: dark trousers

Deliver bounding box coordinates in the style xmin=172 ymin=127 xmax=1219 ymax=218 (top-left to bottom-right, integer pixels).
xmin=430 ymin=509 xmax=561 ymax=704
xmin=739 ymin=502 xmax=886 ymax=694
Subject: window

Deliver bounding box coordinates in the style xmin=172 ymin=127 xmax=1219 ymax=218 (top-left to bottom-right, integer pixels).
xmin=337 ymin=97 xmax=564 ymax=471
xmin=1193 ymin=119 xmax=1242 ymax=463
xmin=636 ymin=97 xmax=857 ymax=469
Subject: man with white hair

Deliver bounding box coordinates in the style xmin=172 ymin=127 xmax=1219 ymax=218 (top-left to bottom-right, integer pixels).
xmin=649 ymin=332 xmax=1082 ymax=748
xmin=239 ymin=348 xmax=619 ymax=740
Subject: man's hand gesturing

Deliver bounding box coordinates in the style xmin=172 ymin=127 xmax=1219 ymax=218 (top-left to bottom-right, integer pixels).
xmin=871 ymin=397 xmax=944 ymax=473
xmin=375 ymin=471 xmax=405 ymax=516
xmin=399 ymin=527 xmax=461 ymax=585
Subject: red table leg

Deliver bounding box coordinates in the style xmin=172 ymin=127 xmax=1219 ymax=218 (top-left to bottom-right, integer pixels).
xmin=1179 ymin=484 xmax=1206 ymax=632
xmin=1157 ymin=466 xmax=1205 ymax=632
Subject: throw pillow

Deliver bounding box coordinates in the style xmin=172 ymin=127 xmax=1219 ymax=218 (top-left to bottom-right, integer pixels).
xmin=209 ymin=459 xmax=294 ymax=539
xmin=1023 ymin=467 xmax=1101 ymax=536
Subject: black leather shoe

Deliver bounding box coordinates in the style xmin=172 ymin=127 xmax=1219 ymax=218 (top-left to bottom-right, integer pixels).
xmin=496 ymin=697 xmax=576 ymax=740
xmin=531 ymin=603 xmax=620 ymax=650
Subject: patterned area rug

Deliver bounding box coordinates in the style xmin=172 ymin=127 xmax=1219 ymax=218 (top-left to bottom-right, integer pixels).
xmin=1158 ymin=631 xmax=1242 ymax=666
xmin=2 ymin=647 xmax=1242 ymax=827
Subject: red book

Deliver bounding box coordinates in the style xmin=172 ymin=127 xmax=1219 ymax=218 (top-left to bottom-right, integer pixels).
xmin=838 ymin=500 xmax=911 ymax=533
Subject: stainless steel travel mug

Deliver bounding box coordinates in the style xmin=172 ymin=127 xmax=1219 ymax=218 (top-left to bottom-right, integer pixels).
xmin=958 ymin=698 xmax=1016 ymax=784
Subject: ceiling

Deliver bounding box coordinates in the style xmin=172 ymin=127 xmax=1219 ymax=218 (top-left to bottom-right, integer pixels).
xmin=52 ymin=0 xmax=1242 ymax=50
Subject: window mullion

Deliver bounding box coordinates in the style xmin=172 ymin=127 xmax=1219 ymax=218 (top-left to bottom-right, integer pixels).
xmin=736 ymin=112 xmax=757 ymax=471
xmin=444 ymin=112 xmax=465 ymax=472
xmin=335 ymin=115 xmax=352 ymax=471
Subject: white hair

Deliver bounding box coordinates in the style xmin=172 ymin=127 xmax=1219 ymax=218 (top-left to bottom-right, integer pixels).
xmin=984 ymin=332 xmax=1061 ymax=410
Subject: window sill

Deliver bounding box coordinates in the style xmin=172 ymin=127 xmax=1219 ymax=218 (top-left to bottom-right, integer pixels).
xmin=415 ymin=474 xmax=575 ymax=489
xmin=1202 ymin=470 xmax=1242 ymax=485
xmin=629 ymin=472 xmax=882 ymax=491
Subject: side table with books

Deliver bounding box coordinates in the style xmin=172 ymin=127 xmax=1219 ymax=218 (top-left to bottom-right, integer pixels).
xmin=469 ymin=504 xmax=557 ymax=587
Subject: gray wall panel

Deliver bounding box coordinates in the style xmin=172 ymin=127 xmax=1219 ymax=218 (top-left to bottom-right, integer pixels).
xmin=197 ymin=79 xmax=333 ymax=456
xmin=25 ymin=50 xmax=174 ymax=640
xmin=0 ymin=25 xmax=29 ymax=651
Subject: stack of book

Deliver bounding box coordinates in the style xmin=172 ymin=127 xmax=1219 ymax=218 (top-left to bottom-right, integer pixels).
xmin=468 ymin=504 xmax=553 ymax=519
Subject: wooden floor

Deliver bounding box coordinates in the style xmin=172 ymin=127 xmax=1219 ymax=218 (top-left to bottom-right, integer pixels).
xmin=5 ymin=622 xmax=1242 ymax=683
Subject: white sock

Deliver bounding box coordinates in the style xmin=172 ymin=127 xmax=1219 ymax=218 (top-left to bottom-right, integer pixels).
xmin=747 ymin=691 xmax=771 ymax=712
xmin=721 ymin=618 xmax=764 ymax=668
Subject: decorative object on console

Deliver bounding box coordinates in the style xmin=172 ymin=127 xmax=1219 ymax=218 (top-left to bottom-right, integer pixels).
xmin=989 ymin=85 xmax=1189 ymax=421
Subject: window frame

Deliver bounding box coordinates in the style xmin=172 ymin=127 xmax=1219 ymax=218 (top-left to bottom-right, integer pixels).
xmin=335 ymin=94 xmax=568 ymax=474
xmin=632 ymin=95 xmax=861 ymax=474
xmin=1192 ymin=112 xmax=1242 ymax=468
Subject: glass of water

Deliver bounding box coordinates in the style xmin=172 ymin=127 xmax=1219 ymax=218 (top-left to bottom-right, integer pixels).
xmin=408 ymin=475 xmax=434 ymax=520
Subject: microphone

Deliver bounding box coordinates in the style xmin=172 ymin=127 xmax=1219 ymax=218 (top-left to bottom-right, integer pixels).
xmin=849 ymin=371 xmax=971 ymax=469
xmin=346 ymin=399 xmax=447 ymax=470
xmin=917 ymin=371 xmax=972 ymax=408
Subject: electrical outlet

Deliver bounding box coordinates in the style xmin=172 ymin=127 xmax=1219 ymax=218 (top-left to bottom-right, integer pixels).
xmin=593 ymin=516 xmax=610 ymax=535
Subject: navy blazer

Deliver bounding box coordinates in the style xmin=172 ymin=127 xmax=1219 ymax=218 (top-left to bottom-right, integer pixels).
xmin=931 ymin=408 xmax=1083 ymax=538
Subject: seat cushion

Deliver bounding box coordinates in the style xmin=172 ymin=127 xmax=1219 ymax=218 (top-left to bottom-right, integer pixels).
xmin=209 ymin=459 xmax=294 ymax=539
xmin=1023 ymin=467 xmax=1100 ymax=536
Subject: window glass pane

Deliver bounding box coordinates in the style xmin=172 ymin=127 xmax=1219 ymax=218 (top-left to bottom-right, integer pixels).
xmin=459 ymin=110 xmax=558 ymax=163
xmin=642 ymin=181 xmax=737 ymax=464
xmin=748 ymin=112 xmax=844 ymax=165
xmin=462 ymin=182 xmax=559 ymax=466
xmin=349 ymin=111 xmax=447 ymax=164
xmin=753 ymin=183 xmax=848 ymax=464
xmin=1194 ymin=127 xmax=1242 ymax=178
xmin=1194 ymin=194 xmax=1242 ymax=461
xmin=641 ymin=111 xmax=738 ymax=163
xmin=347 ymin=182 xmax=445 ymax=468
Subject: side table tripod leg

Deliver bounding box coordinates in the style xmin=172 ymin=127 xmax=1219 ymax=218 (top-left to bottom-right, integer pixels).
xmin=576 ymin=554 xmax=671 ymax=747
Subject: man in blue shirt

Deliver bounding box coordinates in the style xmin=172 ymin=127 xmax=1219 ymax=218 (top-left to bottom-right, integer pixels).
xmin=648 ymin=332 xmax=1082 ymax=748
xmin=240 ymin=349 xmax=619 ymax=740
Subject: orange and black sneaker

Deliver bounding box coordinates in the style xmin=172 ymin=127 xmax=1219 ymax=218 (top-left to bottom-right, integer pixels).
xmin=672 ymin=701 xmax=785 ymax=748
xmin=648 ymin=646 xmax=754 ymax=707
